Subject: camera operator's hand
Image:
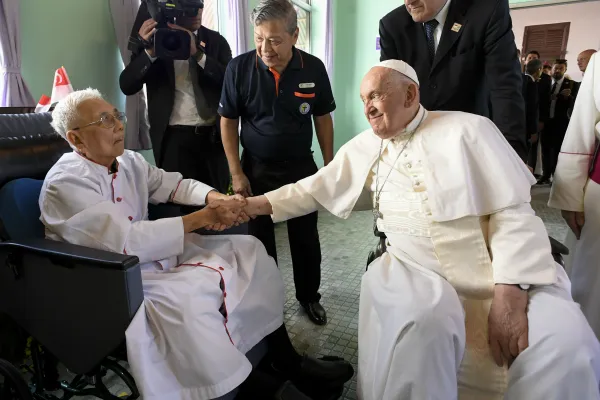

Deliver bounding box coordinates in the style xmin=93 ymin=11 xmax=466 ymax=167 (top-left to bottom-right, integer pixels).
xmin=139 ymin=18 xmax=158 ymax=57
xmin=167 ymin=23 xmax=199 ymax=58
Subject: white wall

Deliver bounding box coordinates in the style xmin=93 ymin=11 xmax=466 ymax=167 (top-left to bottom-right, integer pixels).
xmin=511 ymin=0 xmax=600 ymax=82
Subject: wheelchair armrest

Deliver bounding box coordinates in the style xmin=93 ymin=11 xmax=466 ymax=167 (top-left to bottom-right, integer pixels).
xmin=0 ymin=238 xmax=143 ymax=375
xmin=549 ymin=236 xmax=569 ymax=256
xmin=0 ymin=238 xmax=139 ymax=270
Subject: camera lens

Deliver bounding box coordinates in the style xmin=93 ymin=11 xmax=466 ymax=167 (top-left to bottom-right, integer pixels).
xmin=161 ymin=32 xmax=182 ymax=51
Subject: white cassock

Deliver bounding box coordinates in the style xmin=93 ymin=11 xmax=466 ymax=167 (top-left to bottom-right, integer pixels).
xmin=39 ymin=150 xmax=285 ymax=400
xmin=549 ymin=53 xmax=600 ymax=339
xmin=265 ymin=106 xmax=600 ymax=399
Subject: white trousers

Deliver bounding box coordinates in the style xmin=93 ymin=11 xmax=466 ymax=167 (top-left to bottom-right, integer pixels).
xmin=358 ymin=252 xmax=600 ymax=400
xmin=569 ymin=181 xmax=600 ymax=340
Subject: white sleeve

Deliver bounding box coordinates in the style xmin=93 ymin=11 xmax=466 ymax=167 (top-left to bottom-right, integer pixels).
xmin=41 ymin=176 xmax=184 ymax=264
xmin=140 ymin=153 xmax=215 ymax=206
xmin=265 ymin=183 xmax=322 ymax=223
xmin=488 ymin=203 xmax=557 ymax=286
xmin=549 ymin=53 xmax=600 ymax=212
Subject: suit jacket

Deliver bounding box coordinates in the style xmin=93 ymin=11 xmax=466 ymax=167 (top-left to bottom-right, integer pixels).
xmin=379 ymin=0 xmax=527 ymax=159
xmin=550 ymin=77 xmax=578 ymax=127
xmin=521 ymin=74 xmax=539 ymax=137
xmin=119 ymin=2 xmax=232 ymax=166
xmin=537 ymin=73 xmax=552 ymax=124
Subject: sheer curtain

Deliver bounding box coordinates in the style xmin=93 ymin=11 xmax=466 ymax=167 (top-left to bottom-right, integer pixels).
xmin=225 ymin=0 xmax=250 ymax=57
xmin=109 ymin=0 xmax=151 ymax=150
xmin=324 ymin=0 xmax=333 ymax=77
xmin=0 ymin=0 xmax=34 ymax=106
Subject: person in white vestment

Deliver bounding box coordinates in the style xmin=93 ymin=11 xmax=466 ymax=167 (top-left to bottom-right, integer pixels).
xmin=549 ymin=53 xmax=600 ymax=340
xmin=243 ymin=60 xmax=600 ymax=400
xmin=39 ymin=89 xmax=354 ymax=400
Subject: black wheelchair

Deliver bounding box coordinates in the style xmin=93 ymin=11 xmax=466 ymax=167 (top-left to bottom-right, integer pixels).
xmin=367 ymin=226 xmax=569 ymax=269
xmin=0 ymin=110 xmax=267 ymax=400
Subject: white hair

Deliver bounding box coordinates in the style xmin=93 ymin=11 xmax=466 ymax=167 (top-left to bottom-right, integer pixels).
xmin=251 ymin=0 xmax=297 ymax=35
xmin=50 ymin=88 xmax=104 ymax=148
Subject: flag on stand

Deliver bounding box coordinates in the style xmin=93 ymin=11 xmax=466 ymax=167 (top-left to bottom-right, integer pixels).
xmin=35 ymin=94 xmax=51 ymax=113
xmin=50 ymin=66 xmax=74 ymax=105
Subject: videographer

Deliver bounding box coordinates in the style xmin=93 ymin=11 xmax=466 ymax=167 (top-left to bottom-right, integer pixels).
xmin=120 ymin=0 xmax=232 ymax=196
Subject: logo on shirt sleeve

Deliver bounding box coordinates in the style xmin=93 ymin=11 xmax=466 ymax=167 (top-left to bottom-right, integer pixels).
xmin=299 ymin=102 xmax=311 ymax=115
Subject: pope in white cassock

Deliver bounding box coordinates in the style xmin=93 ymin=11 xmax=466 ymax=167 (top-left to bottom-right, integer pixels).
xmin=38 ymin=89 xmax=354 ymax=400
xmin=244 ymin=60 xmax=600 ymax=400
xmin=550 ymin=52 xmax=600 ymax=340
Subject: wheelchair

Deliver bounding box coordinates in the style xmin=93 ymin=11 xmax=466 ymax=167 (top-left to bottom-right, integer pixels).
xmin=0 ymin=110 xmax=266 ymax=400
xmin=367 ymin=225 xmax=570 ymax=269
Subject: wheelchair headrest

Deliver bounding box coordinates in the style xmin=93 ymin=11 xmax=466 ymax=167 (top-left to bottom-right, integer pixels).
xmin=0 ymin=178 xmax=45 ymax=241
xmin=0 ymin=112 xmax=71 ymax=188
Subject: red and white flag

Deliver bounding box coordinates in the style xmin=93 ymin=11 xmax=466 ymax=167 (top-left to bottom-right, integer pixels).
xmin=50 ymin=66 xmax=74 ymax=105
xmin=35 ymin=94 xmax=51 ymax=113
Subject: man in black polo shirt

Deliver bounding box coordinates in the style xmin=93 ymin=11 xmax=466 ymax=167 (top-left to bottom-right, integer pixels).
xmin=219 ymin=0 xmax=334 ymax=326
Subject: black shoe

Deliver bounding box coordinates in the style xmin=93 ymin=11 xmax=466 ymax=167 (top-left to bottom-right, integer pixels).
xmin=300 ymin=301 xmax=327 ymax=325
xmin=274 ymin=381 xmax=312 ymax=400
xmin=537 ymin=177 xmax=551 ymax=185
xmin=297 ymin=355 xmax=354 ymax=387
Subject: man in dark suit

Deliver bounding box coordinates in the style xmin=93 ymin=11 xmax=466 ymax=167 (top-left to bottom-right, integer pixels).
xmin=379 ymin=0 xmax=527 ymax=159
xmin=538 ymin=59 xmax=578 ymax=184
xmin=120 ymin=1 xmax=232 ymax=195
xmin=523 ymin=59 xmax=541 ymax=169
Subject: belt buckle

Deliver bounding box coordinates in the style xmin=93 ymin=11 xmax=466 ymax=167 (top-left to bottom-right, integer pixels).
xmin=194 ymin=125 xmax=203 ymax=135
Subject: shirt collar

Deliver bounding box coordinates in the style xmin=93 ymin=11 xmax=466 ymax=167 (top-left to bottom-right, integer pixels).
xmin=255 ymin=47 xmax=304 ymax=71
xmin=389 ymin=105 xmax=427 ymax=143
xmin=429 ymin=0 xmax=451 ymax=28
xmin=75 ymin=151 xmax=119 ymax=175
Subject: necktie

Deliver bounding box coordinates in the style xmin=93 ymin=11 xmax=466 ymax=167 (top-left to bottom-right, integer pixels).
xmin=424 ymin=19 xmax=439 ymax=63
xmin=551 ymin=81 xmax=557 ymax=94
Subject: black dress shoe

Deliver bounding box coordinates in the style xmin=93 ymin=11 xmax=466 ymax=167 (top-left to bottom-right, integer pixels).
xmin=300 ymin=301 xmax=327 ymax=325
xmin=297 ymin=354 xmax=354 ymax=387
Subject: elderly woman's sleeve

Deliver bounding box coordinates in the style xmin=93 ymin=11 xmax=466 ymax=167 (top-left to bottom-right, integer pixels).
xmin=41 ymin=176 xmax=184 ymax=264
xmin=549 ymin=54 xmax=599 ymax=212
xmin=132 ymin=152 xmax=215 ymax=206
xmin=488 ymin=203 xmax=557 ymax=286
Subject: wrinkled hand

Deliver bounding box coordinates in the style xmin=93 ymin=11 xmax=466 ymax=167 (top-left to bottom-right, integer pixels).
xmin=562 ymin=210 xmax=585 ymax=239
xmin=488 ymin=284 xmax=529 ymax=367
xmin=232 ymin=173 xmax=253 ymax=198
xmin=139 ymin=18 xmax=158 ymax=57
xmin=204 ymin=198 xmax=245 ymax=231
xmin=167 ymin=23 xmax=198 ymax=57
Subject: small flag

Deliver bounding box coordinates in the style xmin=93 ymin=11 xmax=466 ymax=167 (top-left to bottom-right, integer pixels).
xmin=50 ymin=66 xmax=74 ymax=106
xmin=451 ymin=23 xmax=462 ymax=33
xmin=200 ymin=41 xmax=206 ymax=48
xmin=35 ymin=94 xmax=51 ymax=113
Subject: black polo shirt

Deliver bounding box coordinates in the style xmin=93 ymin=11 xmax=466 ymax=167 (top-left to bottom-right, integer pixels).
xmin=218 ymin=47 xmax=336 ymax=161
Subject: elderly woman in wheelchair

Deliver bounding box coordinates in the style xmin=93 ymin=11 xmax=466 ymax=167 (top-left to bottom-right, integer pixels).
xmin=18 ymin=88 xmax=353 ymax=400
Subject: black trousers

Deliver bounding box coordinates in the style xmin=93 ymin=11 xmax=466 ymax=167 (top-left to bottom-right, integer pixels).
xmin=160 ymin=125 xmax=229 ymax=217
xmin=527 ymin=136 xmax=539 ymax=171
xmin=541 ymin=119 xmax=568 ymax=180
xmin=242 ymin=152 xmax=322 ymax=303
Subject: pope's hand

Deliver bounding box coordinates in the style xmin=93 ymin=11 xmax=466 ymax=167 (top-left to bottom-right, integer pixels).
xmin=562 ymin=210 xmax=585 ymax=239
xmin=488 ymin=284 xmax=529 ymax=367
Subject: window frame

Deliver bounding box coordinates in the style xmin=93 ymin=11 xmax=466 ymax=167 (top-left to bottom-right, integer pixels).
xmin=202 ymin=0 xmax=220 ymax=32
xmin=291 ymin=0 xmax=312 ymax=54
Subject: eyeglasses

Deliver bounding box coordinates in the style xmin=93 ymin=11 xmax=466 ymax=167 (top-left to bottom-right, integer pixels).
xmin=72 ymin=111 xmax=127 ymax=131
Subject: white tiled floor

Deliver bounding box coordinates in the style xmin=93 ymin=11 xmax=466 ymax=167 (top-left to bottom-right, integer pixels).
xmin=64 ymin=186 xmax=565 ymax=400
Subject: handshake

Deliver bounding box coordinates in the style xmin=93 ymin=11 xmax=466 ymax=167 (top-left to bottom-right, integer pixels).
xmin=199 ymin=193 xmax=272 ymax=231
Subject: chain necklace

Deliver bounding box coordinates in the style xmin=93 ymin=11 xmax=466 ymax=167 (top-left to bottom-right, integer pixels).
xmin=373 ymin=110 xmax=426 ymax=230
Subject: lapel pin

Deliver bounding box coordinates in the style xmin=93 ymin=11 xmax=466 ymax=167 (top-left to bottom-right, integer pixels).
xmin=200 ymin=41 xmax=206 ymax=47
xmin=451 ymin=23 xmax=462 ymax=32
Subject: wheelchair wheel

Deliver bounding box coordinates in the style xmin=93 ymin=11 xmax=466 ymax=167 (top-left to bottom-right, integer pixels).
xmin=0 ymin=359 xmax=33 ymax=400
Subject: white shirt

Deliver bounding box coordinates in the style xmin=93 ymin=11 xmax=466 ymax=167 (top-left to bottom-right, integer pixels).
xmin=424 ymin=0 xmax=452 ymax=52
xmin=145 ymin=30 xmax=211 ymax=127
xmin=550 ymin=76 xmax=565 ymax=119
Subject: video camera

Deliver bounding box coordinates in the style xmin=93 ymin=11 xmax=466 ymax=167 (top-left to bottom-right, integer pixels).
xmin=144 ymin=0 xmax=204 ymax=60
